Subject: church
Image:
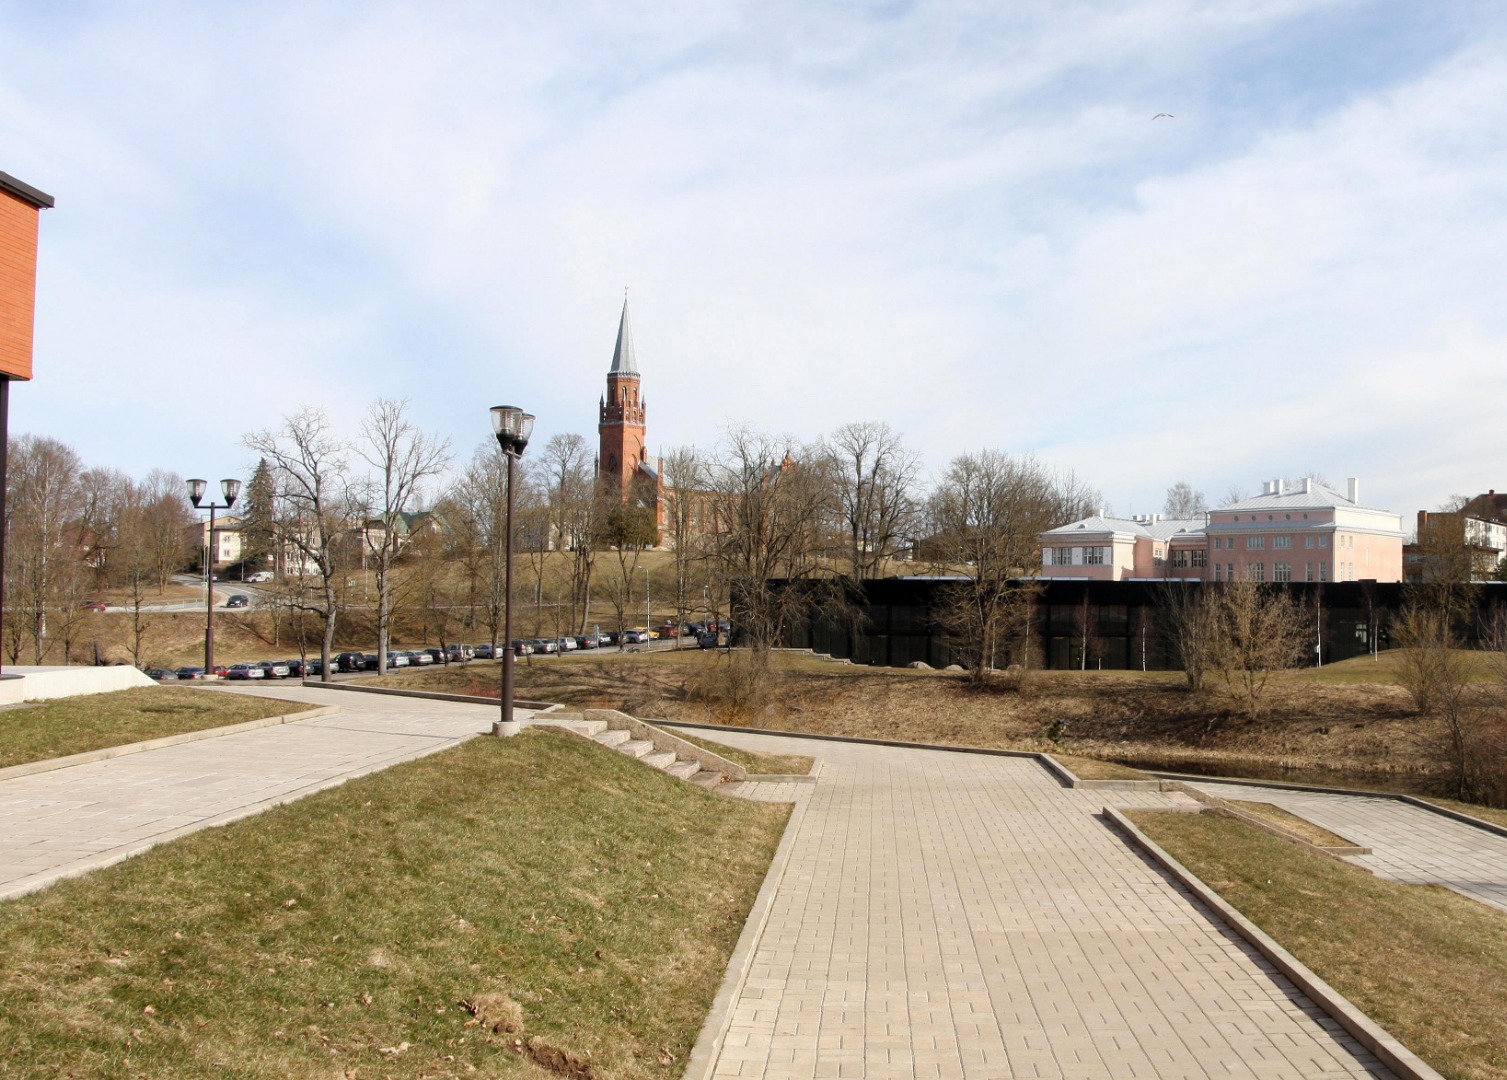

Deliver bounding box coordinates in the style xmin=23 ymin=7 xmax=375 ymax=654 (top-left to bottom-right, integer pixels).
xmin=596 ymin=298 xmax=669 ymax=538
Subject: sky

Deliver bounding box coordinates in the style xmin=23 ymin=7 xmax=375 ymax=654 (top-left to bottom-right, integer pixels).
xmin=2 ymin=0 xmax=1506 ymax=525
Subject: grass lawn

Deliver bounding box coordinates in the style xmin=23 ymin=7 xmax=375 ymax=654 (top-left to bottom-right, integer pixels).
xmin=0 ymin=687 xmax=307 ymax=771
xmin=1049 ymin=754 xmax=1150 ymax=781
xmin=1129 ymin=810 xmax=1507 ymax=1080
xmin=0 ymin=729 xmax=789 ymax=1078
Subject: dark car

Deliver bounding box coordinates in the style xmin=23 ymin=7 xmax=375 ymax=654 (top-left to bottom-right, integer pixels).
xmin=175 ymin=665 xmax=206 ymax=681
xmin=508 ymin=640 xmax=533 ymax=656
xmin=336 ymin=651 xmax=367 ymax=673
xmin=284 ymin=658 xmax=314 ymax=677
xmin=423 ymin=648 xmax=448 ymax=665
xmin=146 ymin=668 xmax=179 ymax=681
xmin=600 ymin=630 xmax=620 ymax=647
xmin=696 ymin=630 xmax=719 ymax=649
xmin=225 ymin=594 xmax=250 ymax=608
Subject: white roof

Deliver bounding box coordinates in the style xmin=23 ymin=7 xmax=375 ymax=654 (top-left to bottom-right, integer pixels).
xmin=1219 ymin=479 xmax=1363 ymax=512
xmin=1042 ymin=515 xmax=1205 ymax=542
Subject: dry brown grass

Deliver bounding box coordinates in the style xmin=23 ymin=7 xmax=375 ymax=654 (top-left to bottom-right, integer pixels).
xmin=1131 ymin=810 xmax=1507 ymax=1079
xmin=364 ymin=648 xmax=1492 ymax=799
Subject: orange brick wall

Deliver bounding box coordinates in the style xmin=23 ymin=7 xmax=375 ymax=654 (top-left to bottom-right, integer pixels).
xmin=0 ymin=191 xmax=41 ymax=381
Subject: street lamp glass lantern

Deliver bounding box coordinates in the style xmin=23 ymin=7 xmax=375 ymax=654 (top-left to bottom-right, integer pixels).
xmin=490 ymin=405 xmax=535 ymax=455
xmin=221 ymin=478 xmax=241 ymax=507
xmin=187 ymin=478 xmax=207 ymax=507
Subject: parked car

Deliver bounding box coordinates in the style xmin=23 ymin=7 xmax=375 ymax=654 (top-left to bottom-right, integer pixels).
xmin=554 ymin=636 xmax=577 ymax=652
xmin=422 ymin=648 xmax=447 ymax=665
xmin=225 ymin=594 xmax=250 ymax=608
xmin=447 ymin=643 xmax=475 ymax=662
xmin=225 ymin=663 xmax=265 ymax=680
xmin=256 ymin=660 xmax=291 ymax=679
xmin=600 ymin=630 xmax=620 ymax=647
xmin=146 ymin=668 xmax=178 ymax=681
xmin=336 ymin=651 xmax=367 ymax=673
xmin=284 ymin=658 xmax=314 ymax=677
xmin=245 ymin=570 xmax=274 ymax=583
xmin=508 ymin=640 xmax=533 ymax=656
xmin=534 ymin=638 xmax=559 ymax=655
xmin=384 ymin=651 xmax=410 ymax=669
xmin=211 ymin=664 xmax=230 ymax=677
xmin=655 ymin=623 xmax=679 ymax=638
xmin=80 ymin=599 xmax=107 ymax=613
xmin=696 ymin=630 xmax=719 ymax=649
xmin=622 ymin=629 xmax=649 ymax=644
xmin=408 ymin=649 xmax=434 ymax=666
xmin=304 ymin=658 xmax=324 ymax=676
xmin=175 ymin=666 xmax=205 ymax=681
xmin=362 ymin=654 xmax=382 ymax=671
xmin=473 ymin=642 xmax=495 ymax=659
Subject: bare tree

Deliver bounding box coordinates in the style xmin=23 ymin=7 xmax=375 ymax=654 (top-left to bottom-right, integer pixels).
xmin=659 ymin=447 xmax=707 ymax=639
xmin=245 ymin=408 xmax=355 ymax=681
xmin=1207 ymin=578 xmax=1307 ymax=724
xmin=355 ymin=399 xmax=451 ymax=674
xmin=823 ymin=421 xmax=920 ymax=582
xmin=1162 ymin=480 xmax=1207 ymax=519
xmin=601 ymin=477 xmax=659 ymax=644
xmin=5 ymin=436 xmax=87 ymax=663
xmin=538 ymin=433 xmax=600 ymax=634
xmin=926 ymin=451 xmax=1095 ymax=686
xmin=704 ymin=426 xmax=833 ymax=656
xmin=1156 ymin=581 xmax=1216 ymax=690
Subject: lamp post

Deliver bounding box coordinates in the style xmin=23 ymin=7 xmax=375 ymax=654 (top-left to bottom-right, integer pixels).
xmin=186 ymin=478 xmax=241 ymax=678
xmin=491 ymin=405 xmax=534 ymax=736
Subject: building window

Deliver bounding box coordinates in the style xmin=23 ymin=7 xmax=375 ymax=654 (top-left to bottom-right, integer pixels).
xmin=1274 ymin=536 xmax=1291 ymax=549
xmin=1274 ymin=562 xmax=1291 ymax=582
xmin=1189 ymin=550 xmax=1206 ymax=568
xmin=1305 ymin=562 xmax=1314 ymax=582
xmin=1249 ymin=563 xmax=1266 ymax=582
xmin=1305 ymin=535 xmax=1314 ymax=549
xmin=1246 ymin=536 xmax=1265 ymax=549
xmin=1213 ymin=563 xmax=1221 ymax=581
xmin=1227 ymin=563 xmax=1235 ymax=580
xmin=1084 ymin=546 xmax=1105 ymax=565
xmin=1320 ymin=563 xmax=1328 ymax=581
xmin=1212 ymin=537 xmax=1222 ymax=549
xmin=1051 ymin=547 xmax=1072 ymax=566
xmin=1319 ymin=536 xmax=1328 ymax=548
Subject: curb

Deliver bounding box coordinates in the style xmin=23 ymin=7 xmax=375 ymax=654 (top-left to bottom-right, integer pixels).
xmin=0 ymin=706 xmax=340 ymax=783
xmin=1104 ymin=806 xmax=1443 ymax=1080
xmin=649 ymin=718 xmax=1117 ymax=789
xmin=1152 ymin=769 xmax=1507 ymax=842
xmin=683 ymin=790 xmax=811 ymax=1080
xmin=295 ymin=679 xmax=556 ymax=711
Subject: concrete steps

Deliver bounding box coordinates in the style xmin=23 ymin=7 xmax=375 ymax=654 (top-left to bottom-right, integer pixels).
xmin=536 ymin=709 xmax=747 ymax=792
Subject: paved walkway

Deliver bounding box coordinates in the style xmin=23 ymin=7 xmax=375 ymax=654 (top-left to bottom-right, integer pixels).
xmin=1188 ymin=780 xmax=1507 ymax=912
xmin=0 ymin=685 xmax=512 ymax=900
xmin=698 ymin=730 xmax=1394 ymax=1080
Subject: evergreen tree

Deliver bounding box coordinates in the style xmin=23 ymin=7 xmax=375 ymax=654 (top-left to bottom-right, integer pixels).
xmin=242 ymin=458 xmax=276 ymax=570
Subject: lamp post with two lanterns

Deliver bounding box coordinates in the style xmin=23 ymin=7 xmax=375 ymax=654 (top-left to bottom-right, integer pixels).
xmin=186 ymin=477 xmax=241 ymax=677
xmin=490 ymin=405 xmax=534 ymax=735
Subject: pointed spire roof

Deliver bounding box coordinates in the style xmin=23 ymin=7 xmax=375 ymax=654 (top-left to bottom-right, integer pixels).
xmin=609 ymin=297 xmax=638 ymax=375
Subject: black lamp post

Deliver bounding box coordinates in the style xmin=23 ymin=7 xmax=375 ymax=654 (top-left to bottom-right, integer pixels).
xmin=490 ymin=405 xmax=534 ymax=735
xmin=187 ymin=477 xmax=241 ymax=677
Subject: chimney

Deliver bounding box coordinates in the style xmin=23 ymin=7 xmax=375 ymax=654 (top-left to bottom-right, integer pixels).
xmin=1276 ymin=478 xmax=1286 ymax=495
xmin=1261 ymin=481 xmax=1271 ymax=495
xmin=1346 ymin=477 xmax=1359 ymax=504
xmin=1303 ymin=477 xmax=1312 ymax=494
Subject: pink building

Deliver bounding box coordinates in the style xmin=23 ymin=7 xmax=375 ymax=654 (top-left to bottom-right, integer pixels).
xmin=1039 ymin=477 xmax=1405 ymax=583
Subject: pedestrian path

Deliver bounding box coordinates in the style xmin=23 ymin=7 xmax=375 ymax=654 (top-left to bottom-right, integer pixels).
xmin=692 ymin=730 xmax=1394 ymax=1080
xmin=0 ymin=684 xmax=511 ymax=901
xmin=1188 ymin=779 xmax=1507 ymax=912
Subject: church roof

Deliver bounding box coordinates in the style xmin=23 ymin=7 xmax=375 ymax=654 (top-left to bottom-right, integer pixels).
xmin=609 ymin=298 xmax=638 ymax=375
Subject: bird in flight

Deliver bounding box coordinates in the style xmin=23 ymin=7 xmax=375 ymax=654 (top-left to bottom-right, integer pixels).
xmin=1152 ymin=113 xmax=1175 ymax=119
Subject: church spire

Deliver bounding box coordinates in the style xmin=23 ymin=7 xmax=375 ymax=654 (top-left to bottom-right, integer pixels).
xmin=609 ymin=297 xmax=638 ymax=375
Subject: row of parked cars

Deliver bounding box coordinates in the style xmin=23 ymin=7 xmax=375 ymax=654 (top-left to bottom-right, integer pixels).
xmin=145 ymin=623 xmax=728 ymax=682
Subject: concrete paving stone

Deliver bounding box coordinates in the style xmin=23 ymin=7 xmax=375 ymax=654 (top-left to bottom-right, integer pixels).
xmin=692 ymin=729 xmax=1399 ymax=1079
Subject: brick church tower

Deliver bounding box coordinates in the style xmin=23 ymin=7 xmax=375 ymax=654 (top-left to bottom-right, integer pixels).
xmin=598 ymin=298 xmax=647 ymax=492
